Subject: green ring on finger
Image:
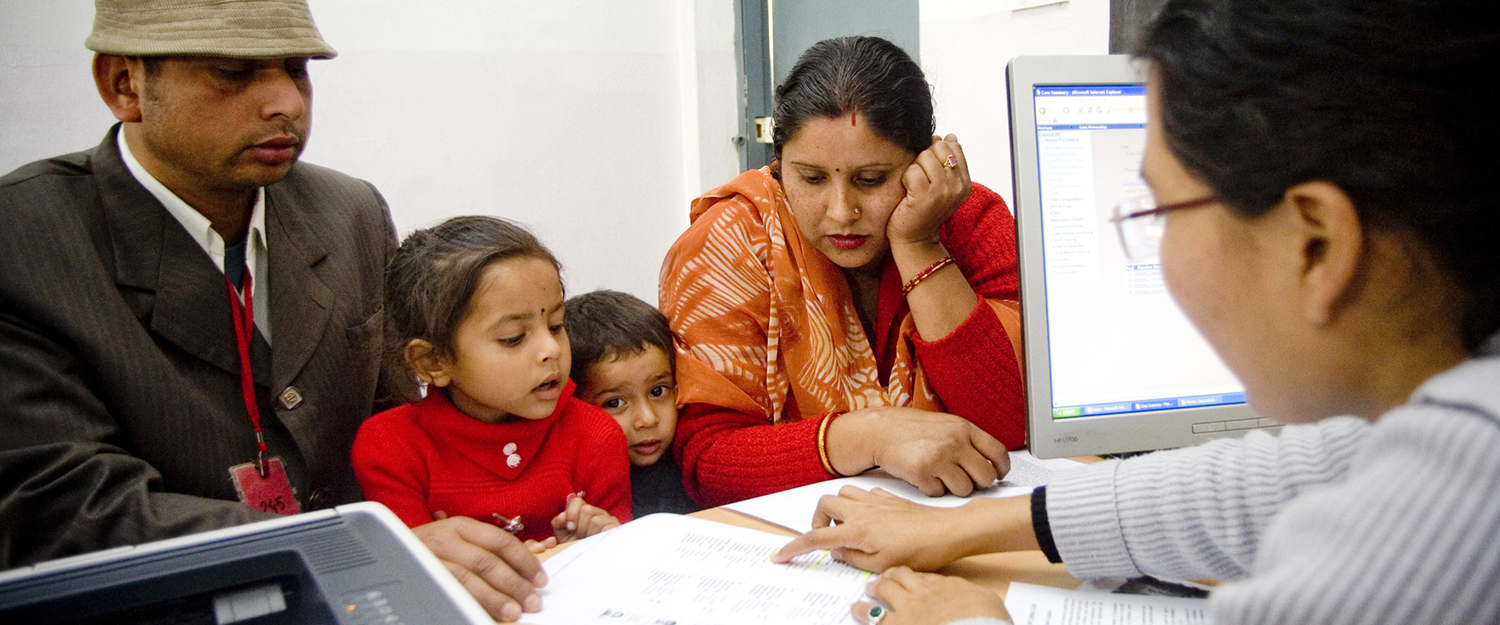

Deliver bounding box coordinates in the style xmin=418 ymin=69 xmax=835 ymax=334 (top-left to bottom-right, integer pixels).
xmin=868 ymin=605 xmax=886 ymax=625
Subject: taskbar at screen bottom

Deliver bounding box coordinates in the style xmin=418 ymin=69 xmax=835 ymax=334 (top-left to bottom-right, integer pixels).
xmin=1052 ymin=392 xmax=1246 ymax=419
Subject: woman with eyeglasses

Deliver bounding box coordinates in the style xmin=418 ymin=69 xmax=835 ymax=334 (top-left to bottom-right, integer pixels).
xmin=774 ymin=1 xmax=1500 ymax=624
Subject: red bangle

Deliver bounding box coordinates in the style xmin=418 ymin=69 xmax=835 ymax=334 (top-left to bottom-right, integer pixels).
xmin=902 ymin=256 xmax=956 ymax=296
xmin=816 ymin=412 xmax=846 ymax=476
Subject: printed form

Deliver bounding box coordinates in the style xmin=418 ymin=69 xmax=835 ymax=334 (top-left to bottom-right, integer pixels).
xmin=530 ymin=514 xmax=873 ymax=625
xmin=722 ymin=451 xmax=1085 ymax=533
xmin=1007 ymin=582 xmax=1212 ymax=625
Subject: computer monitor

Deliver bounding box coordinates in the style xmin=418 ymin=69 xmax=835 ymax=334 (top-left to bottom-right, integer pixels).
xmin=1007 ymin=55 xmax=1276 ymax=459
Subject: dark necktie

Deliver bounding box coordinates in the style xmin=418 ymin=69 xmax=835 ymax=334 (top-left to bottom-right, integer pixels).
xmin=225 ymin=237 xmax=249 ymax=291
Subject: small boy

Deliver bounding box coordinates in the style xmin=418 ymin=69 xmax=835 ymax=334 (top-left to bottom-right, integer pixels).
xmin=565 ymin=290 xmax=701 ymax=517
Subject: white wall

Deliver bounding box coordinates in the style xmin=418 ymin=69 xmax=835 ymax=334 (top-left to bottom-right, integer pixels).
xmin=0 ymin=0 xmax=1109 ymax=299
xmin=0 ymin=0 xmax=741 ymax=304
xmin=0 ymin=2 xmax=114 ymax=168
xmin=919 ymin=0 xmax=1110 ymax=208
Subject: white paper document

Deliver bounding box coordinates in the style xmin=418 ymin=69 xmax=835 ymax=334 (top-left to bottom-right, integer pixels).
xmin=723 ymin=450 xmax=1086 ymax=533
xmin=529 ymin=514 xmax=874 ymax=625
xmin=1005 ymin=582 xmax=1212 ymax=625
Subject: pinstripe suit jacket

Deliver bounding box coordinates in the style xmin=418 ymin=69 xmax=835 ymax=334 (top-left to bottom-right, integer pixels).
xmin=0 ymin=126 xmax=397 ymax=568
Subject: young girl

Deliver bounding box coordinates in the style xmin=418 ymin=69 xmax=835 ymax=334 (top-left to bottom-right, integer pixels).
xmin=353 ymin=215 xmax=631 ymax=548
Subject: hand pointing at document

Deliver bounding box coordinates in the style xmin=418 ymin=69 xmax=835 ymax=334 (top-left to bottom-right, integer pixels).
xmin=773 ymin=487 xmax=1037 ymax=625
xmin=772 ymin=486 xmax=1040 ymax=573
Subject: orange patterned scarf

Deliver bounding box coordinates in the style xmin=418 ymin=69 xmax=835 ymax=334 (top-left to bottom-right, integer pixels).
xmin=662 ymin=168 xmax=989 ymax=424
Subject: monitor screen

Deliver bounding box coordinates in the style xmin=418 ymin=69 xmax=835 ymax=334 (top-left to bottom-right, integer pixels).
xmin=1008 ymin=56 xmax=1272 ymax=459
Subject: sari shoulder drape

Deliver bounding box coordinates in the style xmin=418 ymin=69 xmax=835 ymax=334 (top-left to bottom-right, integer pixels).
xmin=660 ymin=168 xmax=944 ymax=427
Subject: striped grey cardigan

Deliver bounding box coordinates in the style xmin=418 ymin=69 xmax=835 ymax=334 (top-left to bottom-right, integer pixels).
xmin=1028 ymin=340 xmax=1500 ymax=624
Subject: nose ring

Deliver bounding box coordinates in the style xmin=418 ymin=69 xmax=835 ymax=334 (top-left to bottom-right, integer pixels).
xmin=853 ymin=206 xmax=862 ymax=216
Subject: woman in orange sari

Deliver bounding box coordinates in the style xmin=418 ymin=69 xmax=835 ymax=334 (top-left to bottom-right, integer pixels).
xmin=660 ymin=37 xmax=1025 ymax=507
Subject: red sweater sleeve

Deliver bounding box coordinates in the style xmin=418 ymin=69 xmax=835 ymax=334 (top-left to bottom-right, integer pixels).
xmin=672 ymin=403 xmax=832 ymax=508
xmin=910 ymin=298 xmax=1026 ymax=449
xmin=571 ymin=400 xmax=634 ymax=523
xmin=351 ymin=411 xmax=437 ymax=528
xmin=912 ymin=182 xmax=1026 ymax=449
xmin=941 ymin=183 xmax=1020 ymax=302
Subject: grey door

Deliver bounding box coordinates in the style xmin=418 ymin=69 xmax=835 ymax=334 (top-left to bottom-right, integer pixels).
xmin=737 ymin=0 xmax=920 ymax=170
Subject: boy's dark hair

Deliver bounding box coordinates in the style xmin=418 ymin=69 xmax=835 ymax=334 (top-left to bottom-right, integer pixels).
xmin=384 ymin=215 xmax=560 ymax=403
xmin=565 ymin=290 xmax=673 ymax=387
xmin=1138 ymin=0 xmax=1500 ymax=350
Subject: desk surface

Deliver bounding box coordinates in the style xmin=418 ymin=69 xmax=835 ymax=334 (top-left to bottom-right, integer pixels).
xmin=538 ymin=502 xmax=1082 ymax=601
xmin=688 ymin=507 xmax=1081 ymax=598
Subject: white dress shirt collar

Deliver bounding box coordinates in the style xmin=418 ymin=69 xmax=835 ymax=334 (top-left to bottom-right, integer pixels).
xmin=117 ymin=126 xmax=273 ymax=343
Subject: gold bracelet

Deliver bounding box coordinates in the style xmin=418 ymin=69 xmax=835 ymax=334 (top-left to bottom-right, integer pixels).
xmin=816 ymin=411 xmax=846 ymax=476
xmin=902 ymin=255 xmax=956 ymax=296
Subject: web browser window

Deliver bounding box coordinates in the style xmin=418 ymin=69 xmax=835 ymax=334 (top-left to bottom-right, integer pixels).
xmin=1033 ymin=85 xmax=1245 ymax=419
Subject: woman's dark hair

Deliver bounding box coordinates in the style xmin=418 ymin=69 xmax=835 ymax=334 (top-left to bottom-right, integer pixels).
xmin=564 ymin=289 xmax=674 ymax=389
xmin=771 ymin=36 xmax=933 ymax=162
xmin=384 ymin=215 xmax=560 ymax=402
xmin=1138 ymin=0 xmax=1500 ymax=350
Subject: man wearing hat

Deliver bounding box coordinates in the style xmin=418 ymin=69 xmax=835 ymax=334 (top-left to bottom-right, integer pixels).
xmin=0 ymin=1 xmax=547 ymax=621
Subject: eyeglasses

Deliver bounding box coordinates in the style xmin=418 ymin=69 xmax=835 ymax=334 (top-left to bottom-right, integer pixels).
xmin=1109 ymin=194 xmax=1218 ymax=260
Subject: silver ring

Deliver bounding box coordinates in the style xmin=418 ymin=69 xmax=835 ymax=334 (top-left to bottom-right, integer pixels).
xmin=867 ymin=605 xmax=886 ymax=625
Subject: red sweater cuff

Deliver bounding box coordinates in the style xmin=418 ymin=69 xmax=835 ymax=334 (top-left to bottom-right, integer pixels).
xmin=673 ymin=403 xmax=834 ymax=508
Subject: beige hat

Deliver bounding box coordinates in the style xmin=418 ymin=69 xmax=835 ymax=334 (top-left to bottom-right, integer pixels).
xmin=86 ymin=0 xmax=338 ymax=59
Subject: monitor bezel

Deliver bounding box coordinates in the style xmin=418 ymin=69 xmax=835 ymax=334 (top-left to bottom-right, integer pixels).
xmin=1007 ymin=55 xmax=1269 ymax=459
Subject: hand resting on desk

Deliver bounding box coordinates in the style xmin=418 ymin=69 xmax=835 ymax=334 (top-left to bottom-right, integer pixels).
xmin=550 ymin=492 xmax=621 ymax=543
xmin=774 ymin=487 xmax=1032 ymax=624
xmin=826 ymin=406 xmax=1011 ymax=497
xmin=413 ymin=515 xmax=548 ymax=623
xmin=853 ymin=566 xmax=1011 ymax=625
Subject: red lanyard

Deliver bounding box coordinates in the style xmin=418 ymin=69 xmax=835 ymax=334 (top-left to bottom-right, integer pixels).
xmin=226 ymin=273 xmax=269 ymax=477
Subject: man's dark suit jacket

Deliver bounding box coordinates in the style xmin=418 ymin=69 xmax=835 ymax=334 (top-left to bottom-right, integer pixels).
xmin=0 ymin=127 xmax=398 ymax=568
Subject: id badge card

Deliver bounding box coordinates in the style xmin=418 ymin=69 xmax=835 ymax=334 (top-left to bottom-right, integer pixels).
xmin=229 ymin=457 xmax=303 ymax=516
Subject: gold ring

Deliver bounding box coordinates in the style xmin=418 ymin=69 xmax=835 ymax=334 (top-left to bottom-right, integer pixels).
xmin=942 ymin=155 xmax=957 ymax=169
